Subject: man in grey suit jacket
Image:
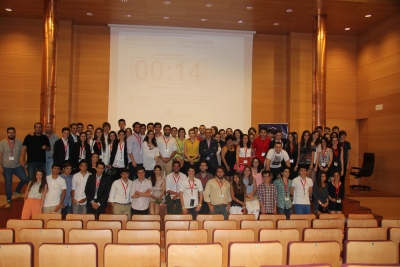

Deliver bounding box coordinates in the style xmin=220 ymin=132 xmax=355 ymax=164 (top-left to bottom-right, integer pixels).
xmin=199 ymin=128 xmax=219 ymax=175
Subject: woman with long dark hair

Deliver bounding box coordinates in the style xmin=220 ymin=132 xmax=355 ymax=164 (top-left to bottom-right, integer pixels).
xmin=296 ymin=130 xmax=315 ymax=178
xmin=329 ymin=137 xmax=344 ymax=180
xmin=143 ymin=130 xmax=159 ymax=178
xmin=233 ymin=129 xmax=243 ymax=149
xmin=149 ymin=165 xmax=165 ymax=215
xmin=236 ymin=134 xmax=252 ymax=170
xmin=313 ymin=171 xmax=329 ymax=216
xmin=242 ymin=166 xmax=259 ymax=219
xmin=92 ymin=128 xmax=107 ymax=163
xmin=284 ymin=132 xmax=298 ymax=179
xmin=328 ymin=171 xmax=344 ymax=214
xmin=311 ymin=130 xmax=321 ymax=182
xmin=109 ymin=130 xmax=129 ymax=181
xmin=229 ymin=172 xmax=247 ymax=214
xmin=21 ymin=169 xmax=47 ymax=219
xmin=318 ymin=137 xmax=333 ymax=179
xmin=71 ymin=132 xmax=91 ymax=172
xmin=221 ymin=136 xmax=236 ymax=182
xmin=251 ymin=157 xmax=263 ymax=186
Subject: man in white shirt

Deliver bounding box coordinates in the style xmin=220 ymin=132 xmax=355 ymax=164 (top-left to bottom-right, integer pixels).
xmin=72 ymin=160 xmax=90 ymax=214
xmin=127 ymin=122 xmax=144 ymax=180
xmin=290 ymin=166 xmax=313 ymax=214
xmin=264 ymin=142 xmax=290 ymax=182
xmin=157 ymin=125 xmax=177 ymax=176
xmin=180 ymin=166 xmax=203 ymax=219
xmin=43 ymin=164 xmax=66 ymax=213
xmin=165 ymin=161 xmax=187 ymax=214
xmin=130 ymin=167 xmax=152 ymax=214
xmin=109 ymin=168 xmax=132 ymax=218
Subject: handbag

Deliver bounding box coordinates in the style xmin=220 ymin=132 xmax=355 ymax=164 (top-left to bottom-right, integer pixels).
xmin=234 ymin=163 xmax=245 ymax=172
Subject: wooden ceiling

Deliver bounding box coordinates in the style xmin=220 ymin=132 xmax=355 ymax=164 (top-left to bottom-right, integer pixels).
xmin=0 ymin=0 xmax=399 ymax=35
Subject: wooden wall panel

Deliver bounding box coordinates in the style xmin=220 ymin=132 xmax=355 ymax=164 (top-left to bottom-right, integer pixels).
xmin=356 ymin=12 xmax=400 ymax=193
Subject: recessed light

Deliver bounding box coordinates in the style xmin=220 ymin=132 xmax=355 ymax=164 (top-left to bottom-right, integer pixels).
xmin=164 ymin=1 xmax=170 ymax=5
xmin=274 ymin=22 xmax=279 ymax=26
xmin=345 ymin=28 xmax=350 ymax=30
xmin=164 ymin=16 xmax=169 ymax=20
xmin=86 ymin=12 xmax=93 ymax=16
xmin=238 ymin=20 xmax=244 ymax=24
xmin=201 ymin=18 xmax=207 ymax=22
xmin=121 ymin=0 xmax=128 ymax=2
xmin=286 ymin=9 xmax=293 ymax=12
xmin=246 ymin=7 xmax=253 ymax=10
xmin=126 ymin=14 xmax=131 ymax=18
xmin=206 ymin=4 xmax=212 ymax=7
xmin=5 ymin=8 xmax=12 ymax=12
xmin=365 ymin=14 xmax=372 ymax=17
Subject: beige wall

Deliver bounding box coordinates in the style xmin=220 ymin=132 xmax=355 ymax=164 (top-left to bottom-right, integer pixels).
xmin=356 ymin=12 xmax=400 ymax=192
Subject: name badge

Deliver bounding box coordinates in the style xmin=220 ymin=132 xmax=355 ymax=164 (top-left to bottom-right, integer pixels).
xmin=243 ymin=160 xmax=248 ymax=164
xmin=321 ymin=163 xmax=326 ymax=167
xmin=285 ymin=196 xmax=290 ymax=201
xmin=290 ymin=159 xmax=294 ymax=163
xmin=139 ymin=150 xmax=142 ymax=154
xmin=9 ymin=156 xmax=14 ymax=160
xmin=99 ymin=155 xmax=103 ymax=159
xmin=262 ymin=152 xmax=266 ymax=156
xmin=191 ymin=195 xmax=196 ymax=199
xmin=334 ymin=162 xmax=338 ymax=166
xmin=337 ymin=198 xmax=341 ymax=203
xmin=220 ymin=193 xmax=224 ymax=198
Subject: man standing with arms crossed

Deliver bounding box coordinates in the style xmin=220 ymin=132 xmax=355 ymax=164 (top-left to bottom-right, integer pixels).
xmin=204 ymin=166 xmax=231 ymax=220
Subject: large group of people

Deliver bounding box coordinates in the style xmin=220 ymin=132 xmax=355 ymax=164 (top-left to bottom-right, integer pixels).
xmin=0 ymin=120 xmax=351 ymax=220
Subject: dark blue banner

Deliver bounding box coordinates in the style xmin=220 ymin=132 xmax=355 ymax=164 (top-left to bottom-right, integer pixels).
xmin=258 ymin=123 xmax=289 ymax=138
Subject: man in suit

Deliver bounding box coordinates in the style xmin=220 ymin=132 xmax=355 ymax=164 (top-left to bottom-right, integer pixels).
xmin=199 ymin=128 xmax=219 ymax=175
xmin=53 ymin=127 xmax=74 ymax=166
xmin=85 ymin=162 xmax=112 ymax=218
xmin=68 ymin=123 xmax=79 ymax=143
xmin=269 ymin=130 xmax=287 ymax=150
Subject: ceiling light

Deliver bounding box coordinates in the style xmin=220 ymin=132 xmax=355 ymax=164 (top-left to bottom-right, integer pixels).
xmin=125 ymin=14 xmax=131 ymax=18
xmin=201 ymin=18 xmax=207 ymax=22
xmin=238 ymin=20 xmax=244 ymax=24
xmin=164 ymin=16 xmax=169 ymax=20
xmin=246 ymin=7 xmax=253 ymax=10
xmin=5 ymin=8 xmax=12 ymax=11
xmin=286 ymin=9 xmax=292 ymax=12
xmin=345 ymin=28 xmax=350 ymax=30
xmin=86 ymin=12 xmax=93 ymax=16
xmin=164 ymin=1 xmax=170 ymax=5
xmin=365 ymin=14 xmax=372 ymax=17
xmin=206 ymin=4 xmax=212 ymax=7
xmin=274 ymin=22 xmax=279 ymax=26
xmin=121 ymin=0 xmax=128 ymax=2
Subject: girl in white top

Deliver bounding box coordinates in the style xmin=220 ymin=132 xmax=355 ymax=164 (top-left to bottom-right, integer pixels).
xmin=214 ymin=133 xmax=222 ymax=166
xmin=242 ymin=166 xmax=259 ymax=219
xmin=236 ymin=134 xmax=253 ymax=169
xmin=21 ymin=169 xmax=48 ymax=219
xmin=143 ymin=130 xmax=160 ymax=178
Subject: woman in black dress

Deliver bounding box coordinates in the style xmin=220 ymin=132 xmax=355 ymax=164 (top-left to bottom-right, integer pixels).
xmin=329 ymin=136 xmax=344 ymax=180
xmin=284 ymin=132 xmax=298 ymax=179
xmin=328 ymin=171 xmax=344 ymax=214
xmin=221 ymin=136 xmax=236 ymax=182
xmin=71 ymin=132 xmax=91 ymax=173
xmin=229 ymin=172 xmax=247 ymax=214
xmin=313 ymin=171 xmax=329 ymax=216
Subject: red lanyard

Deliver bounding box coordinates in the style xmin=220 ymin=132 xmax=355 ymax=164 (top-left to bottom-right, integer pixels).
xmin=215 ymin=178 xmax=224 ymax=193
xmin=109 ymin=143 xmax=113 ymax=152
xmin=7 ymin=139 xmax=15 ymax=155
xmin=119 ymin=142 xmax=124 ymax=159
xmin=322 ymin=148 xmax=327 ymax=158
xmin=188 ymin=179 xmax=195 ymax=194
xmin=133 ymin=133 xmax=142 ymax=151
xmin=290 ymin=144 xmax=294 ymax=155
xmin=244 ymin=147 xmax=248 ymax=157
xmin=173 ymin=174 xmax=180 ymax=191
xmin=300 ymin=179 xmax=307 ymax=196
xmin=283 ymin=178 xmax=289 ymax=195
xmin=80 ymin=144 xmax=85 ymax=158
xmin=333 ymin=149 xmax=338 ymax=157
xmin=121 ymin=180 xmax=129 ymax=197
xmin=96 ymin=142 xmax=102 ymax=151
xmin=162 ymin=136 xmax=171 ymax=149
xmin=63 ymin=140 xmax=68 ymax=154
xmin=335 ymin=182 xmax=340 ymax=196
xmin=96 ymin=176 xmax=101 ymax=190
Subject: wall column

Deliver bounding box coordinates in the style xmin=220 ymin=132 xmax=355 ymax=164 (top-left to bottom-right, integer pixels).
xmin=40 ymin=0 xmax=59 ymax=129
xmin=312 ymin=14 xmax=327 ymax=129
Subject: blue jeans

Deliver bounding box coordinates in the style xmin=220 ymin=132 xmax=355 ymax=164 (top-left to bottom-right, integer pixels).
xmin=277 ymin=206 xmax=292 ymax=220
xmin=294 ymin=204 xmax=311 ymax=214
xmin=210 ymin=204 xmax=229 ymax=220
xmin=27 ymin=162 xmax=46 ymax=181
xmin=3 ymin=166 xmax=29 ymax=201
xmin=45 ymin=157 xmax=53 ymax=177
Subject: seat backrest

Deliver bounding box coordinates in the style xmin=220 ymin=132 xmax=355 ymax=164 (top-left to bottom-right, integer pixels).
xmin=69 ymin=229 xmax=112 ymax=267
xmin=347 ymin=219 xmax=377 ymax=228
xmin=360 ymin=153 xmax=375 ymax=176
xmin=6 ymin=219 xmax=43 ymax=242
xmin=0 ymin=243 xmax=33 ymax=267
xmin=319 ymin=213 xmax=345 ymax=223
xmin=382 ymin=219 xmax=400 ymax=232
xmin=312 ymin=219 xmax=344 ymax=231
xmin=240 ymin=220 xmax=274 ymax=241
xmin=196 ymin=214 xmax=224 ymax=229
xmin=164 ymin=220 xmax=198 ymax=233
xmin=290 ymin=214 xmax=316 ymax=228
xmin=165 ymin=229 xmax=207 ymax=250
xmin=259 ymin=228 xmax=300 ymax=264
xmin=39 ymin=243 xmax=97 ymax=267
xmin=348 ymin=214 xmax=374 ymax=219
xmin=87 ymin=220 xmax=122 ymax=243
xmin=126 ymin=220 xmax=160 ymax=230
xmin=117 ymin=229 xmax=160 ymax=245
xmin=167 ymin=243 xmax=222 ymax=267
xmin=229 ymin=241 xmax=282 ymax=266
xmin=346 ymin=227 xmax=386 ymax=241
xmin=0 ymin=228 xmax=14 ymax=243
xmin=277 ymin=219 xmax=308 ymax=240
xmin=228 ymin=214 xmax=255 ymax=229
xmin=99 ymin=214 xmax=129 ymax=229
xmin=46 ymin=219 xmax=83 ymax=243
xmin=288 ymin=241 xmax=341 ymax=267
xmin=344 ymin=240 xmax=398 ymax=264
xmin=32 ymin=213 xmax=62 ymax=228
xmin=259 ymin=214 xmax=286 ymax=228
xmin=66 ymin=214 xmax=95 ymax=229
xmin=213 ymin=229 xmax=254 ymax=267
xmin=303 ymin=228 xmax=343 ymax=250
xmin=19 ymin=229 xmax=64 ymax=267
xmin=388 ymin=227 xmax=400 ymax=248
xmin=131 ymin=214 xmax=160 ymax=221
xmin=104 ymin=243 xmax=160 ymax=267
xmin=163 ymin=214 xmax=192 ymax=222
xmin=203 ymin=220 xmax=236 ymax=242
